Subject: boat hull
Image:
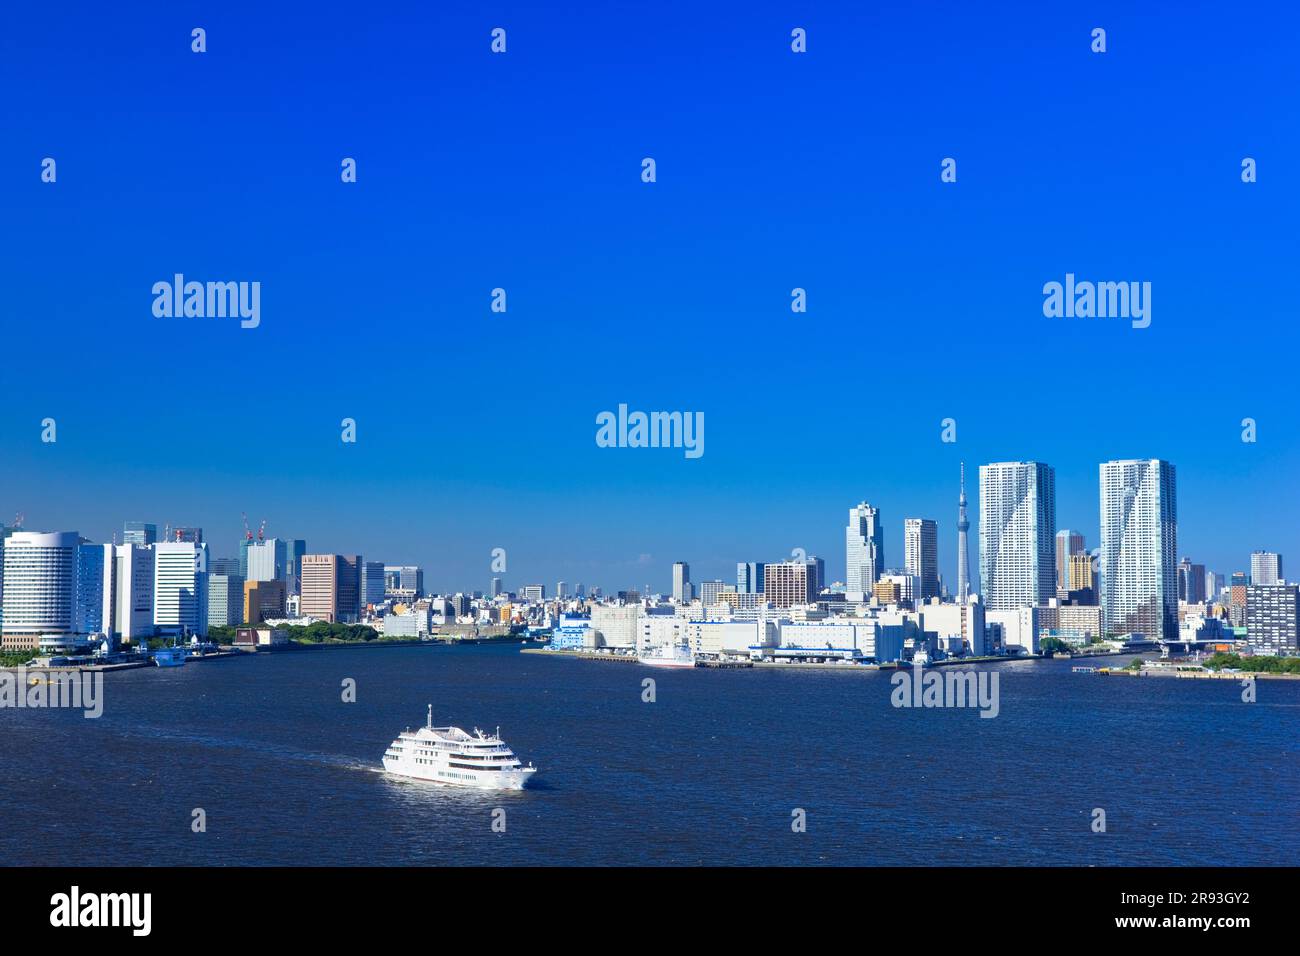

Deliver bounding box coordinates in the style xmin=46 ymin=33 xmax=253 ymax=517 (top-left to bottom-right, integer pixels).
xmin=637 ymin=656 xmax=696 ymax=668
xmin=382 ymin=758 xmax=536 ymax=790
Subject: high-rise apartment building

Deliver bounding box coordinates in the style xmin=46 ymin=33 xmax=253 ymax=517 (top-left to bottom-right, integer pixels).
xmin=1246 ymin=583 xmax=1299 ymax=656
xmin=903 ymin=518 xmax=939 ymax=601
xmin=979 ymin=462 xmax=1056 ymax=610
xmin=1099 ymin=459 xmax=1177 ymax=640
xmin=1250 ymin=551 xmax=1283 ymax=586
xmin=764 ymin=561 xmax=814 ymax=608
xmin=699 ymin=580 xmax=727 ymax=606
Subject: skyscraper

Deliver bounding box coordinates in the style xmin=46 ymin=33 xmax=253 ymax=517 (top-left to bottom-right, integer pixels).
xmin=736 ymin=561 xmax=765 ymax=595
xmin=361 ymin=561 xmax=386 ymax=609
xmin=301 ymin=554 xmax=362 ymax=623
xmin=1250 ymin=551 xmax=1283 ymax=586
xmin=153 ymin=541 xmax=209 ymax=638
xmin=490 ymin=577 xmax=503 ymax=598
xmin=979 ymin=461 xmax=1056 ymax=610
xmin=1178 ymin=558 xmax=1207 ymax=604
xmin=1055 ymin=530 xmax=1085 ymax=591
xmin=957 ymin=463 xmax=971 ymax=603
xmin=122 ymin=522 xmax=157 ymax=547
xmin=113 ymin=544 xmax=155 ymax=642
xmin=1099 ymin=459 xmax=1177 ymax=641
xmin=845 ymin=503 xmax=884 ymax=593
xmin=672 ymin=561 xmax=691 ymax=603
xmin=75 ymin=541 xmax=114 ymax=637
xmin=285 ymin=539 xmax=307 ymax=594
xmin=0 ymin=531 xmax=79 ymax=650
xmin=246 ymin=538 xmax=289 ymax=583
xmin=208 ymin=571 xmax=244 ymax=628
xmin=903 ymin=518 xmax=939 ymax=601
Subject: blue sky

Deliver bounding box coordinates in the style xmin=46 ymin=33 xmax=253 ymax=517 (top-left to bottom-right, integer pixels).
xmin=2 ymin=2 xmax=1298 ymax=594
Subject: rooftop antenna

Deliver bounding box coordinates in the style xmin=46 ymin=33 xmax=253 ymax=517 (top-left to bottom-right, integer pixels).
xmin=426 ymin=704 xmax=432 ymax=729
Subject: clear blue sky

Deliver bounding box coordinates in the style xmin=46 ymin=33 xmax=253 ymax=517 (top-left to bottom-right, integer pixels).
xmin=2 ymin=2 xmax=1297 ymax=595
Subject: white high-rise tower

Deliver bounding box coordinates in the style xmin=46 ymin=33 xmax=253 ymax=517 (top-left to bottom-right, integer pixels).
xmin=845 ymin=503 xmax=884 ymax=593
xmin=979 ymin=461 xmax=1057 ymax=610
xmin=1100 ymin=459 xmax=1177 ymax=640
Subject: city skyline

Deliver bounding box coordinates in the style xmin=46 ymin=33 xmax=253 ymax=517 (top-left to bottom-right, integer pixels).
xmin=3 ymin=455 xmax=1290 ymax=600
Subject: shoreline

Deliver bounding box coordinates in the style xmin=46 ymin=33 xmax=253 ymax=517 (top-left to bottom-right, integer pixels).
xmin=521 ymin=646 xmax=1300 ymax=678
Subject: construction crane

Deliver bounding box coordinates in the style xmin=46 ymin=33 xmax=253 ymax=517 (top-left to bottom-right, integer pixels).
xmin=11 ymin=513 xmax=23 ymax=529
xmin=257 ymin=519 xmax=267 ymax=542
xmin=242 ymin=512 xmax=253 ymax=542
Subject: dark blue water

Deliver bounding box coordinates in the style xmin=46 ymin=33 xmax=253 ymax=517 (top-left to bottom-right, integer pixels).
xmin=2 ymin=644 xmax=1295 ymax=865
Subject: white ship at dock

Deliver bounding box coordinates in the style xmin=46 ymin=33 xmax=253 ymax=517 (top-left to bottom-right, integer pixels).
xmin=637 ymin=643 xmax=697 ymax=668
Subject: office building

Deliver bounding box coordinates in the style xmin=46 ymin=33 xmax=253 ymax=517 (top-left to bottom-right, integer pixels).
xmin=672 ymin=562 xmax=691 ymax=603
xmin=1178 ymin=558 xmax=1207 ymax=604
xmin=153 ymin=541 xmax=209 ymax=638
xmin=361 ymin=561 xmax=385 ymax=609
xmin=246 ymin=538 xmax=289 ymax=583
xmin=208 ymin=572 xmax=245 ymax=628
xmin=112 ymin=544 xmax=155 ymax=643
xmin=244 ymin=578 xmax=287 ymax=624
xmin=736 ymin=561 xmax=765 ymax=595
xmin=1055 ymin=530 xmax=1086 ymax=591
xmin=0 ymin=531 xmax=79 ymax=651
xmin=845 ymin=502 xmax=884 ymax=593
xmin=122 ymin=521 xmax=157 ymax=547
xmin=301 ymin=554 xmax=362 ymax=623
xmin=75 ymin=541 xmax=113 ymax=637
xmin=384 ymin=565 xmax=424 ymax=600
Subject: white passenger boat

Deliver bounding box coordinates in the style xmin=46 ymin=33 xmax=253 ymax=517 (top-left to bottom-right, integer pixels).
xmin=383 ymin=706 xmax=536 ymax=790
